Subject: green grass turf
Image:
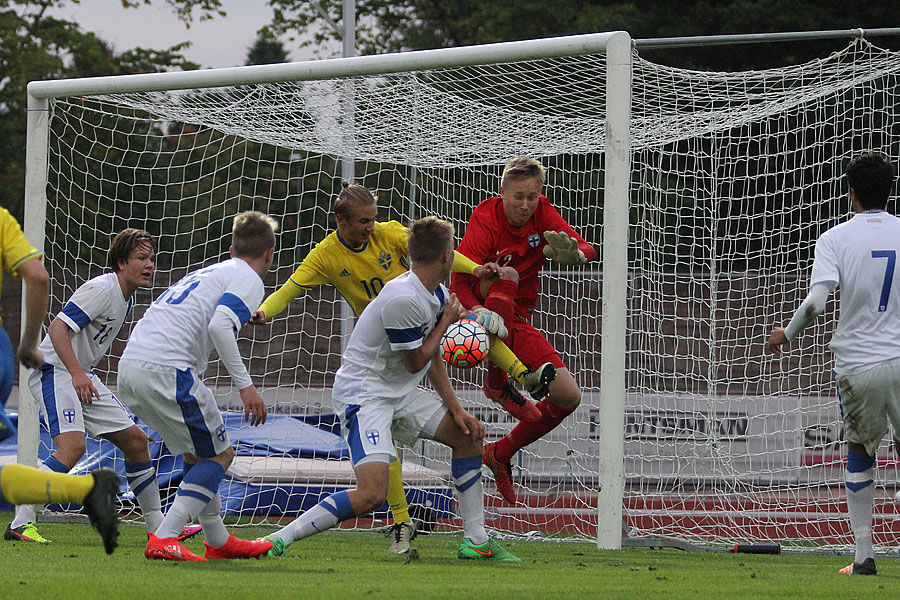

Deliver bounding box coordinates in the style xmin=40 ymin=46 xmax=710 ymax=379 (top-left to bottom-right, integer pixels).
xmin=0 ymin=511 xmax=896 ymax=599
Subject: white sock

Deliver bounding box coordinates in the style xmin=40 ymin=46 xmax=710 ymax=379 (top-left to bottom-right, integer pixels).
xmin=198 ymin=492 xmax=229 ymax=547
xmin=452 ymin=455 xmax=487 ymax=545
xmin=270 ymin=490 xmax=355 ymax=544
xmin=846 ymin=453 xmax=876 ymax=563
xmin=125 ymin=460 xmax=163 ymax=532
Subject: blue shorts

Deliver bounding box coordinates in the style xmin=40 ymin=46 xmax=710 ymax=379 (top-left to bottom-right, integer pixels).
xmin=0 ymin=327 xmax=15 ymax=442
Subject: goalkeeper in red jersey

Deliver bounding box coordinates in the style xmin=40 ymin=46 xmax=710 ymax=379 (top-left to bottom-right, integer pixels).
xmin=450 ymin=156 xmax=598 ymax=504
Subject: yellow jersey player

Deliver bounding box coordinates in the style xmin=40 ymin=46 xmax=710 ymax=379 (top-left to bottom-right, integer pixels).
xmin=0 ymin=206 xmax=119 ymax=553
xmin=251 ymin=182 xmax=555 ymax=553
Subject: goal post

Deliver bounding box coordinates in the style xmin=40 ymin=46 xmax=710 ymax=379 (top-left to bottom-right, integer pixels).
xmin=21 ymin=32 xmax=633 ymax=545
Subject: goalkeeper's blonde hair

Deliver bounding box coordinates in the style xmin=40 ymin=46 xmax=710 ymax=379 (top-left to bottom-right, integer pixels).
xmin=501 ymin=156 xmax=546 ymax=187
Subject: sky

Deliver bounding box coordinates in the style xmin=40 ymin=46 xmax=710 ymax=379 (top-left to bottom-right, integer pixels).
xmin=49 ymin=0 xmax=339 ymax=69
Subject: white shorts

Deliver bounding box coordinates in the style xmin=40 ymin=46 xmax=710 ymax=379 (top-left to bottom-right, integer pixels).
xmin=836 ymin=356 xmax=900 ymax=456
xmin=332 ymin=387 xmax=446 ymax=466
xmin=29 ymin=365 xmax=135 ymax=438
xmin=118 ymin=359 xmax=231 ymax=458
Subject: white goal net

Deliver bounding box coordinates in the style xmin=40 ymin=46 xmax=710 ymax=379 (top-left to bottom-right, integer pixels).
xmin=24 ymin=35 xmax=900 ymax=550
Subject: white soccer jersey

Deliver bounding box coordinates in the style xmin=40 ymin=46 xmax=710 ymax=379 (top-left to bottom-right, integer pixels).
xmin=40 ymin=272 xmax=133 ymax=371
xmin=122 ymin=258 xmax=263 ymax=378
xmin=333 ymin=271 xmax=448 ymax=400
xmin=810 ymin=210 xmax=900 ymax=374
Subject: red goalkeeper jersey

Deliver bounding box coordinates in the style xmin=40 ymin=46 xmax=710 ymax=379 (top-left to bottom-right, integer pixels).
xmin=450 ymin=194 xmax=596 ymax=318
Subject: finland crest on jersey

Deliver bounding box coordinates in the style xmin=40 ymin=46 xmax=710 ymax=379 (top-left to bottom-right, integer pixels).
xmin=40 ymin=272 xmax=133 ymax=371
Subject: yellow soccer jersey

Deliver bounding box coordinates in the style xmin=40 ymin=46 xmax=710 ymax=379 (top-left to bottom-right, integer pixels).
xmin=0 ymin=207 xmax=41 ymax=302
xmin=262 ymin=220 xmax=411 ymax=318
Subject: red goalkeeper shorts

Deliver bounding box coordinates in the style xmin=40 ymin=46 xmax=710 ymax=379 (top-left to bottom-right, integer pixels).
xmin=498 ymin=317 xmax=565 ymax=371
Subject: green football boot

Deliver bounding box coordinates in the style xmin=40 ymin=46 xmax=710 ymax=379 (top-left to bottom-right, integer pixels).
xmin=5 ymin=522 xmax=52 ymax=544
xmin=258 ymin=535 xmax=288 ymax=557
xmin=458 ymin=537 xmax=521 ymax=562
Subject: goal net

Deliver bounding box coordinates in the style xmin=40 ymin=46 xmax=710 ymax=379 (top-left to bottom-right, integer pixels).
xmin=23 ymin=35 xmax=900 ymax=551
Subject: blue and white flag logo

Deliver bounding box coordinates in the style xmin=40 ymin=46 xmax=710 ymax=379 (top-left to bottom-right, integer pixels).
xmin=63 ymin=409 xmax=76 ymax=423
xmin=528 ymin=233 xmax=541 ymax=248
xmin=378 ymin=250 xmax=392 ymax=270
xmin=366 ymin=429 xmax=380 ymax=445
xmin=216 ymin=424 xmax=227 ymax=442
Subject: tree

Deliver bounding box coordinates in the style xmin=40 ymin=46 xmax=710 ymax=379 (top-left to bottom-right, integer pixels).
xmin=260 ymin=0 xmax=900 ymax=69
xmin=0 ymin=0 xmax=212 ymax=221
xmin=246 ymin=32 xmax=289 ymax=65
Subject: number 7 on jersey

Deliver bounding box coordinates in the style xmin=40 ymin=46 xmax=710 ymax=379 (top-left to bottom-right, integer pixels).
xmin=872 ymin=249 xmax=896 ymax=312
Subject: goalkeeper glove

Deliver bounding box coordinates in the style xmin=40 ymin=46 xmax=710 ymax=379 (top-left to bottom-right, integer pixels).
xmin=542 ymin=231 xmax=587 ymax=265
xmin=471 ymin=307 xmax=508 ymax=339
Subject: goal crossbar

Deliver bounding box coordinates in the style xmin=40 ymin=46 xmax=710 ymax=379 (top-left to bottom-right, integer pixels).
xmin=27 ymin=31 xmax=624 ymax=99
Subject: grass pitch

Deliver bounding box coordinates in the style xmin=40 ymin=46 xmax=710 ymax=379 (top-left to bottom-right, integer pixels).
xmin=0 ymin=511 xmax=896 ymax=599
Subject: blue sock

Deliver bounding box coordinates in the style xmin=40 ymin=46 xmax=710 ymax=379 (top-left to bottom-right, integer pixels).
xmin=155 ymin=460 xmax=225 ymax=539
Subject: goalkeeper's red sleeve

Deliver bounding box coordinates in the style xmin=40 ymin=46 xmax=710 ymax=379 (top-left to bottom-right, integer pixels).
xmin=578 ymin=239 xmax=598 ymax=262
xmin=450 ymin=271 xmax=481 ymax=310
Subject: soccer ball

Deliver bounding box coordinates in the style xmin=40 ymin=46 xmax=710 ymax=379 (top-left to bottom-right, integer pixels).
xmin=442 ymin=318 xmax=490 ymax=369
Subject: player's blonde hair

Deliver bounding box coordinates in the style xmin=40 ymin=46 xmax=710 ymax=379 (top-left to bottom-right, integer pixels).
xmin=109 ymin=228 xmax=154 ymax=272
xmin=408 ymin=216 xmax=454 ymax=265
xmin=333 ymin=181 xmax=376 ymax=220
xmin=232 ymin=211 xmax=278 ymax=258
xmin=501 ymin=156 xmax=546 ymax=187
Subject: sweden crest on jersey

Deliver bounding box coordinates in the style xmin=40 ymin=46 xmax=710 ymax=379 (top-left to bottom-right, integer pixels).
xmin=378 ymin=250 xmax=392 ymax=270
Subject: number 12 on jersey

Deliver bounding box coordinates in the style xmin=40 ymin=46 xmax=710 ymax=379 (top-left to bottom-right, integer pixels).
xmin=872 ymin=249 xmax=896 ymax=312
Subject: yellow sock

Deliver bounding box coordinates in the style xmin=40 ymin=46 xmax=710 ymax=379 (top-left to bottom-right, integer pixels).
xmin=487 ymin=337 xmax=528 ymax=383
xmin=387 ymin=454 xmax=411 ymax=524
xmin=0 ymin=464 xmax=93 ymax=506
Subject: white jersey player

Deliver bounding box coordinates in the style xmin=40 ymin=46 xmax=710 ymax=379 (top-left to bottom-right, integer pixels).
xmin=117 ymin=211 xmax=275 ymax=562
xmin=5 ymin=229 xmax=171 ymax=545
xmin=767 ymin=153 xmax=899 ymax=576
xmin=260 ymin=216 xmax=520 ymax=561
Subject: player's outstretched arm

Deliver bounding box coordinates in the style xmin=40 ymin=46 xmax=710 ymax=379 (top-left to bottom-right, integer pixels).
xmin=768 ymin=282 xmax=834 ymax=357
xmin=16 ymin=257 xmax=49 ymax=368
xmin=766 ymin=327 xmax=788 ymax=356
xmin=542 ymin=231 xmax=588 ymax=265
xmin=471 ymin=261 xmax=502 ymax=280
xmin=450 ymin=251 xmax=481 ymax=275
xmin=208 ymin=310 xmax=266 ymax=425
xmin=470 ymin=306 xmax=508 ymax=339
xmin=252 ymin=277 xmax=308 ymax=325
xmin=239 ymin=385 xmax=267 ymax=426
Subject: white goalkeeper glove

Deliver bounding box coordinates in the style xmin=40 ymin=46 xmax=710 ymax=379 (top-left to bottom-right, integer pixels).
xmin=471 ymin=307 xmax=508 ymax=339
xmin=542 ymin=230 xmax=587 ymax=265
